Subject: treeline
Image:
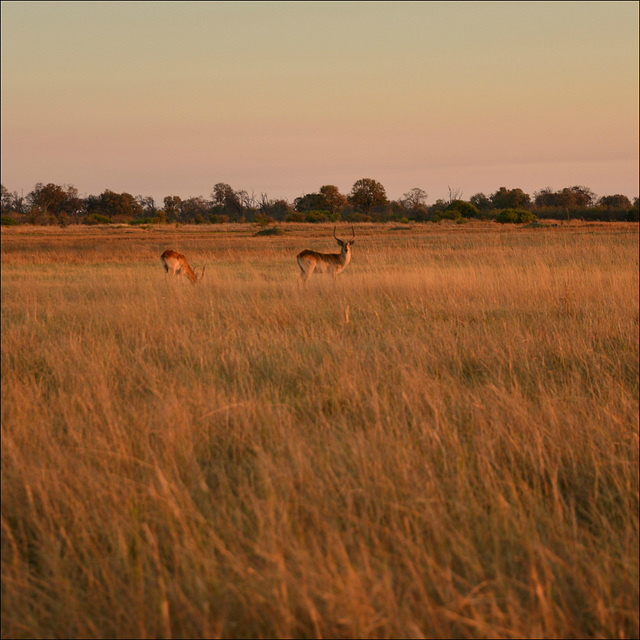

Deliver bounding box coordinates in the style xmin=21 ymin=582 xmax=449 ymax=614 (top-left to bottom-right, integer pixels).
xmin=1 ymin=179 xmax=638 ymax=227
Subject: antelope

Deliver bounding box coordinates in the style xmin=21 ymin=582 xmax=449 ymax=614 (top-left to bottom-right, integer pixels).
xmin=160 ymin=250 xmax=205 ymax=284
xmin=297 ymin=227 xmax=355 ymax=285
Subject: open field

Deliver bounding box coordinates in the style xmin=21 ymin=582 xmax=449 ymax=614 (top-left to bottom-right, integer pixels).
xmin=2 ymin=222 xmax=639 ymax=639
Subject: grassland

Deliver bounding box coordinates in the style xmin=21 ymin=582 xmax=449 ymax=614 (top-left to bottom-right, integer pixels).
xmin=1 ymin=222 xmax=638 ymax=639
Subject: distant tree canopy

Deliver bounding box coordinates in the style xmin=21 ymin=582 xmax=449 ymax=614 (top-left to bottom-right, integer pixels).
xmin=348 ymin=178 xmax=388 ymax=214
xmin=491 ymin=187 xmax=531 ymax=210
xmin=598 ymin=194 xmax=632 ymax=209
xmin=86 ymin=190 xmax=143 ymax=222
xmin=319 ymin=185 xmax=348 ymax=215
xmin=211 ymin=183 xmax=243 ymax=215
xmin=294 ymin=192 xmax=327 ymax=212
xmin=402 ymin=187 xmax=429 ymax=211
xmin=292 ymin=185 xmax=347 ymax=221
xmin=24 ymin=182 xmax=84 ymax=224
xmin=470 ymin=193 xmax=492 ymax=211
xmin=1 ymin=179 xmax=637 ymax=226
xmin=535 ymin=185 xmax=596 ymax=209
xmin=446 ymin=200 xmax=479 ymax=218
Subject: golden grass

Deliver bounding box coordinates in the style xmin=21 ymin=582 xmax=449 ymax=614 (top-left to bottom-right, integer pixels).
xmin=2 ymin=222 xmax=638 ymax=638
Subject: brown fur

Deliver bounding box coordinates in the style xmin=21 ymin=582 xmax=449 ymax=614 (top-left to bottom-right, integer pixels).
xmin=160 ymin=250 xmax=204 ymax=284
xmin=297 ymin=227 xmax=355 ymax=284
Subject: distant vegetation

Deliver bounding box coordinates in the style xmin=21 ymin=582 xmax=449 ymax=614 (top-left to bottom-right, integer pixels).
xmin=1 ymin=179 xmax=638 ymax=227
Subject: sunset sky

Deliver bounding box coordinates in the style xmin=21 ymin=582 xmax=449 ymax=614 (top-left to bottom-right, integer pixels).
xmin=2 ymin=1 xmax=638 ymax=205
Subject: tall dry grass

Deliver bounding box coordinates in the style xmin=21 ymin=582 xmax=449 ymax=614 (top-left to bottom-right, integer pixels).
xmin=2 ymin=222 xmax=638 ymax=638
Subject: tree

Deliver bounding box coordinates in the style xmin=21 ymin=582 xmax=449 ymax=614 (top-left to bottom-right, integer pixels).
xmin=136 ymin=195 xmax=158 ymax=217
xmin=533 ymin=187 xmax=559 ymax=208
xmin=348 ymin=178 xmax=388 ymax=214
xmin=86 ymin=190 xmax=142 ymax=221
xmin=27 ymin=183 xmax=67 ymax=223
xmin=26 ymin=183 xmax=84 ymax=224
xmin=212 ymin=183 xmax=233 ymax=206
xmin=294 ymin=192 xmax=327 ymax=212
xmin=491 ymin=187 xmax=531 ymax=210
xmin=163 ymin=195 xmax=182 ymax=221
xmin=62 ymin=186 xmax=85 ymax=223
xmin=563 ymin=185 xmax=595 ymax=208
xmin=401 ymin=187 xmax=429 ymax=211
xmin=294 ymin=186 xmax=347 ymax=218
xmin=236 ymin=190 xmax=250 ymax=210
xmin=470 ymin=193 xmax=491 ymax=212
xmin=0 ymin=185 xmax=24 ymax=215
xmin=0 ymin=185 xmax=22 ymax=222
xmin=259 ymin=193 xmax=292 ymax=221
xmin=535 ymin=185 xmax=596 ymax=210
xmin=495 ymin=209 xmax=537 ymax=224
xmin=319 ymin=185 xmax=347 ymax=216
xmin=598 ymin=194 xmax=632 ymax=209
xmin=259 ymin=198 xmax=291 ymax=221
xmin=429 ymin=199 xmax=448 ymax=214
xmin=446 ymin=200 xmax=479 ymax=218
xmin=211 ymin=183 xmax=243 ymax=217
xmin=180 ymin=196 xmax=209 ymax=223
xmin=447 ymin=186 xmax=463 ymax=203
xmin=0 ymin=184 xmax=10 ymax=212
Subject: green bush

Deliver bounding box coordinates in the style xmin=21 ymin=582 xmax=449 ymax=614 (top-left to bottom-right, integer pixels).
xmin=83 ymin=214 xmax=112 ymax=225
xmin=432 ymin=209 xmax=461 ymax=223
xmin=1 ymin=215 xmax=19 ymax=226
xmin=446 ymin=200 xmax=479 ymax=218
xmin=304 ymin=211 xmax=330 ymax=223
xmin=254 ymin=213 xmax=275 ymax=226
xmin=254 ymin=227 xmax=285 ymax=237
xmin=345 ymin=212 xmax=372 ymax=223
xmin=129 ymin=216 xmax=165 ymax=226
xmin=284 ymin=210 xmax=340 ymax=223
xmin=496 ymin=209 xmax=537 ymax=224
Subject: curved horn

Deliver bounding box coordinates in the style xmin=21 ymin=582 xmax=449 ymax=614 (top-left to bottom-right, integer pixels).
xmin=333 ymin=226 xmax=338 ymax=240
xmin=351 ymin=225 xmax=355 ymax=240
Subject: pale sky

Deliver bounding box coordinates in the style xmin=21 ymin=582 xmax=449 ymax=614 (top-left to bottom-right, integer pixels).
xmin=1 ymin=1 xmax=638 ymax=204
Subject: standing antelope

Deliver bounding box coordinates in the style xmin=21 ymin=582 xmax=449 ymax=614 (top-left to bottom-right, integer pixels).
xmin=297 ymin=227 xmax=355 ymax=285
xmin=160 ymin=250 xmax=205 ymax=284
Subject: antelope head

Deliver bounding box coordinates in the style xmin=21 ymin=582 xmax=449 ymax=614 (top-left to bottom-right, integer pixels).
xmin=334 ymin=225 xmax=355 ymax=255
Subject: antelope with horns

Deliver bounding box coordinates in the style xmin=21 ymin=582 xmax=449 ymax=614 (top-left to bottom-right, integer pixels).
xmin=160 ymin=250 xmax=205 ymax=284
xmin=297 ymin=227 xmax=355 ymax=285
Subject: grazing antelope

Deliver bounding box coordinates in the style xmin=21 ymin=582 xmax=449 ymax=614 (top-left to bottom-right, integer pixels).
xmin=160 ymin=250 xmax=205 ymax=284
xmin=297 ymin=227 xmax=355 ymax=285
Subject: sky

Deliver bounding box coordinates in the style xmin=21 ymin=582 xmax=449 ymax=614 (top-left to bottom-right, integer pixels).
xmin=1 ymin=1 xmax=638 ymax=205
